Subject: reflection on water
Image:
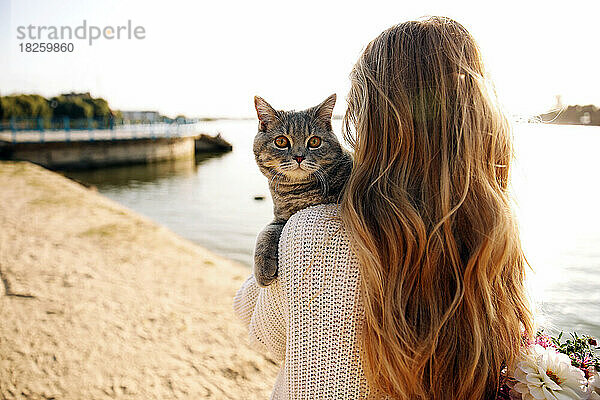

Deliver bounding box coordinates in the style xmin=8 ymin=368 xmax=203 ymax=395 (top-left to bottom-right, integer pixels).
xmin=66 ymin=158 xmax=198 ymax=189
xmin=66 ymin=120 xmax=600 ymax=338
xmin=66 ymin=153 xmax=223 ymax=189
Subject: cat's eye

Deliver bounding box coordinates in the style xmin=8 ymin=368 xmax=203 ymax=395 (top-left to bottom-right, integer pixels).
xmin=274 ymin=136 xmax=289 ymax=148
xmin=307 ymin=136 xmax=321 ymax=148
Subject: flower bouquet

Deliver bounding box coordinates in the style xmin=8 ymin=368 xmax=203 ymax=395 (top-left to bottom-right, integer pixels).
xmin=497 ymin=331 xmax=600 ymax=400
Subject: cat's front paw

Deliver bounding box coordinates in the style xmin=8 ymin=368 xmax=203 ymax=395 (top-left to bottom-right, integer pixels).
xmin=254 ymin=253 xmax=279 ymax=287
xmin=253 ymin=221 xmax=284 ymax=287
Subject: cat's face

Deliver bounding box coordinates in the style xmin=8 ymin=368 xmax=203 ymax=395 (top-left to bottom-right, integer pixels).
xmin=253 ymin=94 xmax=344 ymax=183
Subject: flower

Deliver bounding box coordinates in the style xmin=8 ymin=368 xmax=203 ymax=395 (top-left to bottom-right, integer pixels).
xmin=588 ymin=368 xmax=600 ymax=400
xmin=534 ymin=334 xmax=558 ymax=350
xmin=510 ymin=345 xmax=588 ymax=400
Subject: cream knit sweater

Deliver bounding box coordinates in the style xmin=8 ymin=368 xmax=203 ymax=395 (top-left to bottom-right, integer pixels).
xmin=233 ymin=203 xmax=374 ymax=399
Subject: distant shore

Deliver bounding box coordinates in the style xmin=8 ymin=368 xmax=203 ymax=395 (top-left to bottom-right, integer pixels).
xmin=537 ymin=105 xmax=600 ymax=126
xmin=0 ymin=161 xmax=277 ymax=399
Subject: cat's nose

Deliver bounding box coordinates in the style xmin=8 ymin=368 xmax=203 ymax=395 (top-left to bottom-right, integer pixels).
xmin=294 ymin=156 xmax=305 ymax=164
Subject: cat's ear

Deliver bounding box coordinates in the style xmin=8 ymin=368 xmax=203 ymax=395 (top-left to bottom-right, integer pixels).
xmin=254 ymin=96 xmax=277 ymax=132
xmin=314 ymin=94 xmax=336 ymax=122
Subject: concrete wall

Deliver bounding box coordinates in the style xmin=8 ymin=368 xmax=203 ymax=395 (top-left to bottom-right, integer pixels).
xmin=1 ymin=137 xmax=195 ymax=170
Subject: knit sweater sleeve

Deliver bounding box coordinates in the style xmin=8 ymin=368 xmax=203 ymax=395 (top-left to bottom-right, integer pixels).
xmin=277 ymin=203 xmax=369 ymax=398
xmin=235 ymin=203 xmax=370 ymax=398
xmin=233 ymin=274 xmax=287 ymax=362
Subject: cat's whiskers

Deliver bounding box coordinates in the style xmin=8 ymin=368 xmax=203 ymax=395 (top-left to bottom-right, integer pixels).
xmin=278 ymin=161 xmax=296 ymax=172
xmin=300 ymin=160 xmax=328 ymax=197
xmin=313 ymin=169 xmax=329 ymax=197
xmin=275 ymin=173 xmax=282 ymax=192
xmin=275 ymin=161 xmax=319 ymax=184
xmin=269 ymin=171 xmax=279 ymax=186
xmin=269 ymin=170 xmax=287 ymax=193
xmin=302 ymin=161 xmax=320 ymax=172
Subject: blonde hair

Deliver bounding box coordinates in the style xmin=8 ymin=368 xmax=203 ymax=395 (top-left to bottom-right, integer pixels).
xmin=341 ymin=16 xmax=533 ymax=400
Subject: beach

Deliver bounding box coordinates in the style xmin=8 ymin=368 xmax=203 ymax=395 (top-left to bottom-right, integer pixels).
xmin=0 ymin=161 xmax=278 ymax=399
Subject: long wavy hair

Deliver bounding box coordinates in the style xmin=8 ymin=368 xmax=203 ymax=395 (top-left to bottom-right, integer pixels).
xmin=341 ymin=17 xmax=534 ymax=400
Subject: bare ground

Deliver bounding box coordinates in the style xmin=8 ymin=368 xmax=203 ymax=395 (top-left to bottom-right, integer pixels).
xmin=0 ymin=161 xmax=278 ymax=399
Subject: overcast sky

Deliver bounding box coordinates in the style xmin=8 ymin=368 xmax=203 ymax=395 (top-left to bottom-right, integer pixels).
xmin=1 ymin=0 xmax=598 ymax=118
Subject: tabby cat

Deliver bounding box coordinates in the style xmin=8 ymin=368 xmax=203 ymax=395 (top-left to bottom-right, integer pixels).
xmin=252 ymin=94 xmax=352 ymax=287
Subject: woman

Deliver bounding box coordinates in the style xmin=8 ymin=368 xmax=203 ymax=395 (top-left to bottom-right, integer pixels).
xmin=234 ymin=16 xmax=533 ymax=400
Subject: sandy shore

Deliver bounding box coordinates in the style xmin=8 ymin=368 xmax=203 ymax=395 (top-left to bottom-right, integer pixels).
xmin=0 ymin=161 xmax=278 ymax=399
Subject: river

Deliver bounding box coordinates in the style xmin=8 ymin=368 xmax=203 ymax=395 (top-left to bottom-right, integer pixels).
xmin=65 ymin=120 xmax=600 ymax=338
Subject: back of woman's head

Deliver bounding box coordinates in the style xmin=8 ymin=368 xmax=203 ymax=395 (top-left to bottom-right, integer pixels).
xmin=341 ymin=16 xmax=534 ymax=400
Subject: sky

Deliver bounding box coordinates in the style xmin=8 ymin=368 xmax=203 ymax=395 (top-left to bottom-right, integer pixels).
xmin=0 ymin=0 xmax=599 ymax=118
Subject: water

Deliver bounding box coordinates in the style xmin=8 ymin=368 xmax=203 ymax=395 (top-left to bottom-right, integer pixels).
xmin=65 ymin=120 xmax=600 ymax=338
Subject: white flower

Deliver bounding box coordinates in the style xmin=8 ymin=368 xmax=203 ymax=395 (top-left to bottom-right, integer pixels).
xmin=588 ymin=369 xmax=600 ymax=400
xmin=510 ymin=344 xmax=588 ymax=400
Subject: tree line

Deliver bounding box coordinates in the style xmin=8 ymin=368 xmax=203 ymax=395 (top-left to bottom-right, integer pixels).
xmin=0 ymin=92 xmax=119 ymax=121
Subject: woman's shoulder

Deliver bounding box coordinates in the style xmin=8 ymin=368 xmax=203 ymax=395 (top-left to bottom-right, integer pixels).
xmin=278 ymin=203 xmax=360 ymax=308
xmin=282 ymin=203 xmax=343 ymax=243
xmin=279 ymin=203 xmax=354 ymax=270
xmin=286 ymin=203 xmax=341 ymax=227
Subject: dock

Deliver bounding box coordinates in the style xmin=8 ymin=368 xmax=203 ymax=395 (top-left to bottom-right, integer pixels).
xmin=0 ymin=123 xmax=232 ymax=170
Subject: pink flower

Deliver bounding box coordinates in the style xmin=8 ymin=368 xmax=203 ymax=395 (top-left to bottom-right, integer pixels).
xmin=527 ymin=333 xmax=557 ymax=350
